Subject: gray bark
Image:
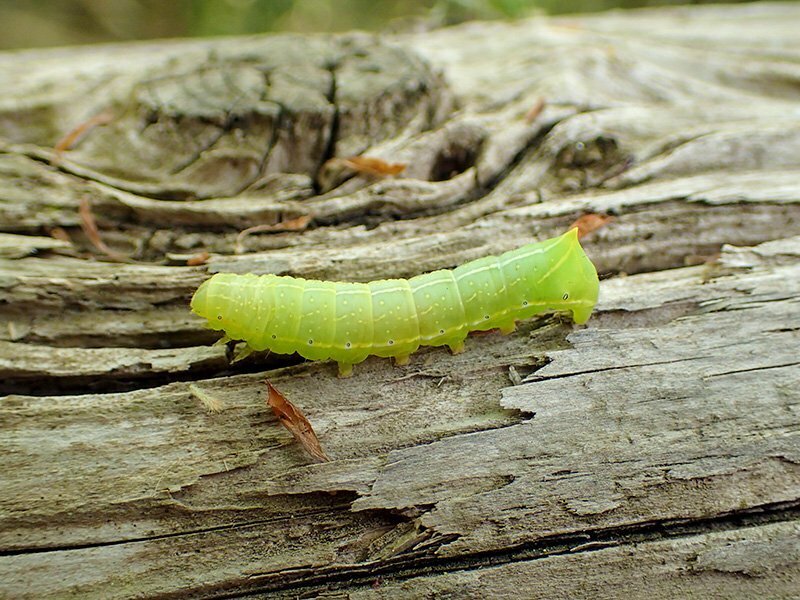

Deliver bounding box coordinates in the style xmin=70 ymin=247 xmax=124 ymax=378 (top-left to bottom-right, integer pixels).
xmin=1 ymin=3 xmax=799 ymax=598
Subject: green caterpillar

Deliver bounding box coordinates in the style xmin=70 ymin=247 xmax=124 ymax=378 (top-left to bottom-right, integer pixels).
xmin=191 ymin=228 xmax=599 ymax=376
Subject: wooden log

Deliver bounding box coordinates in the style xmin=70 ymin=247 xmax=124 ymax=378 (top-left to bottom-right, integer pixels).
xmin=1 ymin=3 xmax=798 ymax=598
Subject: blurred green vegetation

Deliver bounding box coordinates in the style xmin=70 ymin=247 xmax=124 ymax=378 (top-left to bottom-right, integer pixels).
xmin=0 ymin=0 xmax=768 ymax=49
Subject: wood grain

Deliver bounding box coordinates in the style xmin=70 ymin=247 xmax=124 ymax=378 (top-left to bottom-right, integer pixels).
xmin=1 ymin=3 xmax=799 ymax=598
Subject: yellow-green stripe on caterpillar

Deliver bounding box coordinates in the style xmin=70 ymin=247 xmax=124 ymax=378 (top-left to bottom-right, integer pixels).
xmin=191 ymin=228 xmax=599 ymax=376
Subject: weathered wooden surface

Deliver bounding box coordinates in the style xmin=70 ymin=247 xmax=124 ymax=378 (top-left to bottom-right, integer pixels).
xmin=1 ymin=3 xmax=799 ymax=598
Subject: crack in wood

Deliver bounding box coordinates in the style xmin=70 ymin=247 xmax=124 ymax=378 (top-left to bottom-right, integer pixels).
xmin=189 ymin=501 xmax=800 ymax=598
xmin=524 ymin=355 xmax=713 ymax=383
xmin=705 ymin=361 xmax=800 ymax=379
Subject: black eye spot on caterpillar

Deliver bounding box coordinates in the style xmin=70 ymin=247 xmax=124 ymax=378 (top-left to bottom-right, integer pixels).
xmin=191 ymin=229 xmax=599 ymax=377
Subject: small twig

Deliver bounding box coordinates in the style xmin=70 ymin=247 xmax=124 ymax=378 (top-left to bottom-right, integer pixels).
xmin=524 ymin=97 xmax=546 ymax=123
xmin=78 ymin=197 xmax=129 ymax=262
xmin=234 ymin=214 xmax=312 ymax=254
xmin=54 ymin=110 xmax=114 ymax=154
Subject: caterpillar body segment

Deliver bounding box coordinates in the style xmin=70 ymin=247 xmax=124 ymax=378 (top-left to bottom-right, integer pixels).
xmin=191 ymin=228 xmax=599 ymax=376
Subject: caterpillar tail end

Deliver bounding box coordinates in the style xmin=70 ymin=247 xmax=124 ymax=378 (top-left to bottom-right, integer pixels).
xmin=565 ymin=227 xmax=599 ymax=325
xmin=337 ymin=362 xmax=354 ymax=378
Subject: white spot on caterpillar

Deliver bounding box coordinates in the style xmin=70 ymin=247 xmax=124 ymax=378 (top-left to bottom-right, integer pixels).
xmin=562 ymin=293 xmax=569 ymax=300
xmin=522 ymin=301 xmax=528 ymax=306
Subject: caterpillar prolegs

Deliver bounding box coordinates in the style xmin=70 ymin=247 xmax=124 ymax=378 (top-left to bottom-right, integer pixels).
xmin=191 ymin=228 xmax=599 ymax=376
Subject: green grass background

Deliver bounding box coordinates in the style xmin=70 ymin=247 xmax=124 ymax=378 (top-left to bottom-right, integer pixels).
xmin=0 ymin=0 xmax=771 ymax=49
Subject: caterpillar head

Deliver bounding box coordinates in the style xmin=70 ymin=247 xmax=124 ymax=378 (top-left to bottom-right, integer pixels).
xmin=190 ymin=273 xmax=261 ymax=335
xmin=191 ymin=273 xmax=279 ymax=348
xmin=190 ymin=275 xmax=223 ymax=331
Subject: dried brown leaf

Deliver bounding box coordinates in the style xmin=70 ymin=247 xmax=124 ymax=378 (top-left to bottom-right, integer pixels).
xmin=341 ymin=156 xmax=406 ymax=177
xmin=78 ymin=197 xmax=129 ymax=262
xmin=569 ymin=213 xmax=614 ymax=239
xmin=54 ymin=110 xmax=114 ymax=153
xmin=48 ymin=226 xmax=72 ymax=243
xmin=266 ymin=381 xmax=330 ymax=463
xmin=186 ymin=251 xmax=210 ymax=266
